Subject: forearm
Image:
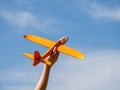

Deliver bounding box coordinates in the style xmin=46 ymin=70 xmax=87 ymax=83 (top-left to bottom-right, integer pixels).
xmin=35 ymin=65 xmax=51 ymax=90
xmin=35 ymin=51 xmax=59 ymax=90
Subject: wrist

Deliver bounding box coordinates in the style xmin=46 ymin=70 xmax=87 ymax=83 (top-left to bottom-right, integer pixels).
xmin=44 ymin=64 xmax=51 ymax=70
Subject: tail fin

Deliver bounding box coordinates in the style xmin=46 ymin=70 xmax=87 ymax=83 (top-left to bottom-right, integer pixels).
xmin=33 ymin=51 xmax=41 ymax=66
xmin=33 ymin=50 xmax=52 ymax=66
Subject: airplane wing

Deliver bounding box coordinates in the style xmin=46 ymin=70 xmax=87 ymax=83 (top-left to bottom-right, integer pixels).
xmin=24 ymin=34 xmax=55 ymax=48
xmin=57 ymin=45 xmax=84 ymax=59
xmin=23 ymin=53 xmax=51 ymax=65
xmin=24 ymin=34 xmax=85 ymax=60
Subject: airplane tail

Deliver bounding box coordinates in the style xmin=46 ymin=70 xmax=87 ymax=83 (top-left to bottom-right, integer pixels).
xmin=33 ymin=51 xmax=41 ymax=66
xmin=33 ymin=51 xmax=52 ymax=66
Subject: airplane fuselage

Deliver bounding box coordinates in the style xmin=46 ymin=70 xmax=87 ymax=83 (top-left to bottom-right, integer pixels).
xmin=41 ymin=36 xmax=68 ymax=60
xmin=23 ymin=34 xmax=84 ymax=66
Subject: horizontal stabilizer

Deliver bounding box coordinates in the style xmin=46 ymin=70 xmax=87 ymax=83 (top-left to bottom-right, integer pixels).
xmin=23 ymin=53 xmax=34 ymax=60
xmin=23 ymin=52 xmax=51 ymax=66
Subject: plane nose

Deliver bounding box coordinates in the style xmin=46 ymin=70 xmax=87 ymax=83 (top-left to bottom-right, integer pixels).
xmin=65 ymin=36 xmax=68 ymax=41
xmin=60 ymin=36 xmax=68 ymax=44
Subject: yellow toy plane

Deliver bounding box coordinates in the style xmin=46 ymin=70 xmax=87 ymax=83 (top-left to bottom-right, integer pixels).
xmin=23 ymin=34 xmax=85 ymax=66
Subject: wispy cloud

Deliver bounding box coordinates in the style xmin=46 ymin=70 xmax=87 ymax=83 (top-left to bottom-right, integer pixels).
xmin=76 ymin=0 xmax=120 ymax=21
xmin=49 ymin=49 xmax=120 ymax=90
xmin=0 ymin=9 xmax=60 ymax=33
xmin=0 ymin=10 xmax=37 ymax=28
xmin=3 ymin=86 xmax=34 ymax=90
xmin=0 ymin=8 xmax=69 ymax=34
xmin=88 ymin=3 xmax=120 ymax=21
xmin=0 ymin=65 xmax=42 ymax=90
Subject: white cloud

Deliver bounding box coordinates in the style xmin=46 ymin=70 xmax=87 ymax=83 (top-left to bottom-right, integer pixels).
xmin=76 ymin=0 xmax=120 ymax=21
xmin=88 ymin=3 xmax=120 ymax=21
xmin=0 ymin=10 xmax=36 ymax=28
xmin=0 ymin=64 xmax=43 ymax=90
xmin=0 ymin=8 xmax=69 ymax=34
xmin=0 ymin=9 xmax=59 ymax=33
xmin=48 ymin=49 xmax=120 ymax=90
xmin=3 ymin=86 xmax=34 ymax=90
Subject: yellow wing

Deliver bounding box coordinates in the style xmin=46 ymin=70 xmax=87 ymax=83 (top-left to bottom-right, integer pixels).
xmin=23 ymin=53 xmax=51 ymax=65
xmin=24 ymin=34 xmax=85 ymax=60
xmin=24 ymin=34 xmax=55 ymax=48
xmin=23 ymin=53 xmax=34 ymax=59
xmin=57 ymin=45 xmax=85 ymax=59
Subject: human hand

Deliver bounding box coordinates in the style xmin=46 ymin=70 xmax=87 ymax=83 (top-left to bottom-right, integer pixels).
xmin=46 ymin=49 xmax=59 ymax=67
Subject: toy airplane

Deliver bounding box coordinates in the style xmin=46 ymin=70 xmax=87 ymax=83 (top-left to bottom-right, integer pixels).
xmin=23 ymin=34 xmax=85 ymax=66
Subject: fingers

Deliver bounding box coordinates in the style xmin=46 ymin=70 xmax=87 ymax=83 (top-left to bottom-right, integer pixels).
xmin=52 ymin=51 xmax=59 ymax=60
xmin=48 ymin=50 xmax=59 ymax=66
xmin=50 ymin=51 xmax=59 ymax=61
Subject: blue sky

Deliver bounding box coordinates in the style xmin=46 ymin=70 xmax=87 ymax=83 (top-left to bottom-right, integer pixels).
xmin=0 ymin=0 xmax=120 ymax=90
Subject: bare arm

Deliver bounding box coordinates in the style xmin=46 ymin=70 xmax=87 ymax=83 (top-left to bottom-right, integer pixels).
xmin=35 ymin=51 xmax=59 ymax=90
xmin=35 ymin=64 xmax=51 ymax=90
